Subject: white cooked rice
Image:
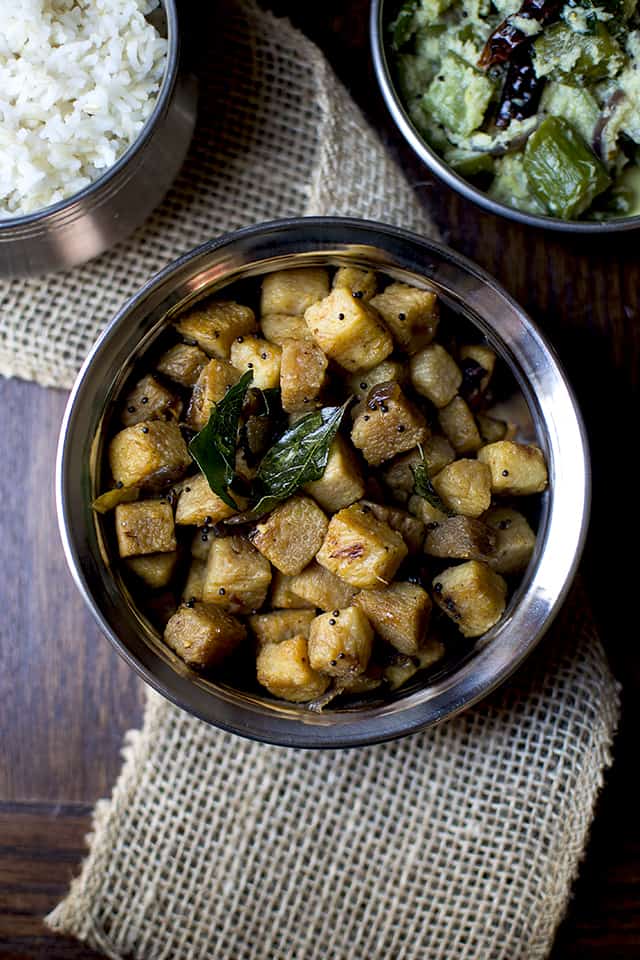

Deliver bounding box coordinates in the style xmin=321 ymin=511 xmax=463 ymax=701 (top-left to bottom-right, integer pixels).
xmin=0 ymin=0 xmax=168 ymax=219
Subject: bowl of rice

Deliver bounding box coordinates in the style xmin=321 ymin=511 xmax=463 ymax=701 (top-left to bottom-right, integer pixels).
xmin=0 ymin=0 xmax=197 ymax=277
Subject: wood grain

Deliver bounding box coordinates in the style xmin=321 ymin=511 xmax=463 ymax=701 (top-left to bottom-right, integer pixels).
xmin=0 ymin=0 xmax=638 ymax=956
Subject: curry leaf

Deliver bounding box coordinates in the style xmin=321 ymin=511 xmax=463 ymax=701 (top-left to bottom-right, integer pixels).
xmin=188 ymin=370 xmax=253 ymax=509
xmin=411 ymin=445 xmax=453 ymax=517
xmin=229 ymin=398 xmax=351 ymax=523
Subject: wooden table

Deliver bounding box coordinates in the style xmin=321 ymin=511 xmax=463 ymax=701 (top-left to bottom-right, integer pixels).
xmin=1 ymin=2 xmax=638 ymax=956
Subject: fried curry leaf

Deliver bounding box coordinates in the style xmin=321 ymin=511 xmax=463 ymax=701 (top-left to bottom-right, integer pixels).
xmin=188 ymin=370 xmax=253 ymax=509
xmin=230 ymin=398 xmax=351 ymax=522
xmin=411 ymin=446 xmax=453 ymax=517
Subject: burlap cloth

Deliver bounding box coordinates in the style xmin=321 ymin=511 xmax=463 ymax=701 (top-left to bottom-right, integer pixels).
xmin=1 ymin=1 xmax=615 ymax=956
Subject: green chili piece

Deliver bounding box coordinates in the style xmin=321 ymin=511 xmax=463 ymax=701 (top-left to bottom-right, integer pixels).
xmin=523 ymin=117 xmax=610 ymax=218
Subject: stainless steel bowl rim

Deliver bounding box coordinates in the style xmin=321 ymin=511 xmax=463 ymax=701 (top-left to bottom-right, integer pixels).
xmin=57 ymin=216 xmax=591 ymax=748
xmin=0 ymin=0 xmax=179 ymax=235
xmin=370 ymin=0 xmax=640 ymax=234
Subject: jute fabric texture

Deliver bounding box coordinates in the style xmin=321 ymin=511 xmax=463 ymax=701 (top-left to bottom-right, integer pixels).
xmin=26 ymin=2 xmax=618 ymax=958
xmin=0 ymin=0 xmax=434 ymax=387
xmin=47 ymin=589 xmax=619 ymax=960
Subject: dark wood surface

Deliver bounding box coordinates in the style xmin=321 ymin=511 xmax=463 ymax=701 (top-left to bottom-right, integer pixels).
xmin=1 ymin=2 xmax=638 ymax=956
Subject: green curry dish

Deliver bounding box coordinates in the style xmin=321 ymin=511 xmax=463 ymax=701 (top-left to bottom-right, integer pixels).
xmin=388 ymin=0 xmax=640 ymax=220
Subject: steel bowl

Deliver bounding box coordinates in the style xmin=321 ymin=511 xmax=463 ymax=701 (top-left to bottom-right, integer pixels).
xmin=56 ymin=217 xmax=590 ymax=747
xmin=371 ymin=0 xmax=640 ymax=233
xmin=0 ymin=1 xmax=197 ymax=278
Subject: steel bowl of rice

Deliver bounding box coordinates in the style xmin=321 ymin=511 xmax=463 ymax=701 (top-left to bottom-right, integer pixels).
xmin=0 ymin=0 xmax=197 ymax=277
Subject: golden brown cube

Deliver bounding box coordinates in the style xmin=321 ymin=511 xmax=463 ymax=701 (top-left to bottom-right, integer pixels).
xmin=280 ymin=338 xmax=328 ymax=412
xmin=408 ymin=493 xmax=448 ymax=526
xmin=156 ymin=343 xmax=209 ymax=387
xmin=249 ymin=609 xmax=317 ymax=646
xmin=332 ymin=266 xmax=377 ymax=300
xmin=109 ymin=420 xmax=191 ymax=489
xmin=270 ymin=571 xmax=316 ymax=609
xmin=383 ymin=436 xmax=455 ymax=503
xmin=126 ymin=551 xmax=177 ymax=589
xmin=477 ymin=414 xmax=508 ymax=444
xmin=431 ymin=460 xmax=492 ymax=517
xmin=370 ymin=282 xmax=439 ymax=353
xmin=202 ymin=535 xmax=272 ymax=615
xmin=477 ymin=441 xmax=548 ymax=495
xmin=115 ymin=500 xmax=176 ymax=558
xmin=438 ymin=396 xmax=482 ymax=453
xmin=182 ymin=557 xmax=207 ymax=601
xmin=484 ymin=507 xmax=537 ymax=575
xmin=410 ymin=345 xmax=462 ymax=409
xmin=259 ymin=313 xmax=313 ymax=345
xmin=175 ymin=474 xmax=246 ymax=526
xmin=120 ymin=374 xmax=181 ymax=427
xmin=287 ymin=561 xmax=357 ymax=611
xmin=351 ymin=382 xmax=428 ymax=466
xmin=316 ymin=503 xmax=408 ymax=589
xmin=308 ymin=607 xmax=373 ymax=678
xmin=384 ymin=637 xmax=445 ymax=690
xmin=433 ymin=561 xmax=507 ymax=637
xmin=261 ymin=268 xmax=330 ymax=317
xmin=256 ymin=635 xmax=329 ymax=702
xmin=229 ymin=336 xmax=282 ymax=390
xmin=424 ymin=516 xmax=496 ymax=562
xmin=164 ymin=602 xmax=246 ymax=668
xmin=186 ymin=359 xmax=241 ymax=431
xmin=358 ymin=500 xmax=425 ymax=554
xmin=304 ymin=288 xmax=393 ymax=372
xmin=304 ymin=436 xmax=365 ymax=512
xmin=354 ymin=581 xmax=432 ymax=656
xmin=459 ymin=344 xmax=496 ymax=394
xmin=347 ymin=359 xmax=407 ymax=405
xmin=251 ymin=496 xmax=328 ymax=576
xmin=176 ymin=300 xmax=257 ymax=358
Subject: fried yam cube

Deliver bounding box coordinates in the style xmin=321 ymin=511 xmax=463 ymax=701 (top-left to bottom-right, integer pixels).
xmin=433 ymin=561 xmax=507 ymax=637
xmin=280 ymin=339 xmax=328 ymax=412
xmin=261 ymin=268 xmax=330 ymax=316
xmin=459 ymin=344 xmax=496 ymax=398
xmin=176 ymin=300 xmax=256 ymax=358
xmin=354 ymin=581 xmax=432 ymax=656
xmin=424 ymin=516 xmax=496 ymax=562
xmin=202 ymin=535 xmax=272 ymax=614
xmin=332 ymin=266 xmax=377 ymax=300
xmin=438 ymin=396 xmax=482 ymax=453
xmin=259 ymin=313 xmax=313 ymax=345
xmin=257 ymin=635 xmax=329 ymax=702
xmin=270 ymin=571 xmax=316 ymax=609
xmin=126 ymin=551 xmax=177 ymax=589
xmin=484 ymin=507 xmax=537 ymax=575
xmin=383 ymin=637 xmax=445 ymax=690
xmin=303 ymin=436 xmax=365 ymax=512
xmin=408 ymin=493 xmax=448 ymax=526
xmin=370 ymin=282 xmax=439 ymax=353
xmin=156 ymin=343 xmax=209 ymax=388
xmin=229 ymin=336 xmax=282 ymax=390
xmin=316 ymin=503 xmax=408 ymax=589
xmin=347 ymin=359 xmax=407 ymax=406
xmin=182 ymin=557 xmax=207 ymax=601
xmin=477 ymin=441 xmax=548 ymax=495
xmin=175 ymin=474 xmax=246 ymax=526
xmin=109 ymin=420 xmax=190 ymax=489
xmin=164 ymin=602 xmax=246 ymax=668
xmin=383 ymin=436 xmax=455 ymax=504
xmin=286 ymin=561 xmax=357 ymax=611
xmin=186 ymin=359 xmax=241 ymax=431
xmin=251 ymin=496 xmax=328 ymax=576
xmin=410 ymin=344 xmax=462 ymax=409
xmin=308 ymin=607 xmax=373 ymax=678
xmin=358 ymin=500 xmax=425 ymax=554
xmin=115 ymin=500 xmax=176 ymax=558
xmin=304 ymin=288 xmax=393 ymax=372
xmin=477 ymin=414 xmax=509 ymax=444
xmin=351 ymin=381 xmax=428 ymax=467
xmin=249 ymin=609 xmax=316 ymax=646
xmin=120 ymin=374 xmax=181 ymax=427
xmin=431 ymin=460 xmax=492 ymax=517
